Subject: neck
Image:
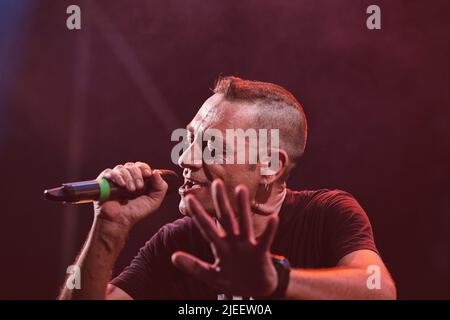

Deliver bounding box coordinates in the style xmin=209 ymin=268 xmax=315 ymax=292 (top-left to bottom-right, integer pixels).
xmin=251 ymin=183 xmax=287 ymax=237
xmin=214 ymin=183 xmax=287 ymax=239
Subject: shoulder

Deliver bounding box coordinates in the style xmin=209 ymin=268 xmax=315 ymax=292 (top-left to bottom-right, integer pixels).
xmin=284 ymin=188 xmax=369 ymax=221
xmin=285 ymin=189 xmax=358 ymax=207
xmin=289 ymin=188 xmax=355 ymax=201
xmin=159 ymin=216 xmax=196 ymax=236
xmin=141 ymin=216 xmax=198 ymax=254
xmin=285 ymin=188 xmax=359 ymax=208
xmin=285 ymin=189 xmax=378 ymax=263
xmin=154 ymin=216 xmax=197 ymax=243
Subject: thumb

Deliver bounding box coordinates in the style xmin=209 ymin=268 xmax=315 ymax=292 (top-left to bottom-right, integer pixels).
xmin=149 ymin=169 xmax=168 ymax=194
xmin=171 ymin=251 xmax=217 ymax=283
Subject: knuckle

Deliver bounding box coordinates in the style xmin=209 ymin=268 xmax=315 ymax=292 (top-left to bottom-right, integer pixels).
xmin=133 ymin=168 xmax=142 ymax=177
xmin=113 ymin=165 xmax=125 ymax=174
xmin=101 ymin=168 xmax=111 ymax=175
xmin=109 ymin=171 xmax=121 ymax=179
xmin=121 ymin=167 xmax=133 ymax=176
xmin=130 ymin=168 xmax=140 ymax=178
xmin=97 ymin=168 xmax=111 ymax=179
xmin=109 ymin=169 xmax=118 ymax=176
xmin=117 ymin=168 xmax=131 ymax=179
xmin=136 ymin=161 xmax=151 ymax=169
xmin=123 ymin=163 xmax=136 ymax=171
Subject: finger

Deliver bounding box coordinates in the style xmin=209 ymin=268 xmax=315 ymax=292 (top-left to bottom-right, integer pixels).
xmin=134 ymin=163 xmax=168 ymax=194
xmin=186 ymin=195 xmax=225 ymax=249
xmin=114 ymin=164 xmax=135 ymax=191
xmin=103 ymin=169 xmax=127 ymax=187
xmin=212 ymin=179 xmax=239 ymax=236
xmin=257 ymin=215 xmax=279 ymax=252
xmin=96 ymin=168 xmax=111 ymax=180
xmin=135 ymin=161 xmax=153 ymax=177
xmin=124 ymin=162 xmax=144 ymax=189
xmin=171 ymin=251 xmax=219 ymax=284
xmin=235 ymin=185 xmax=254 ymax=242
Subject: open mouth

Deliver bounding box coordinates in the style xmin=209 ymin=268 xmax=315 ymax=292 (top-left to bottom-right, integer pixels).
xmin=178 ymin=178 xmax=209 ymax=195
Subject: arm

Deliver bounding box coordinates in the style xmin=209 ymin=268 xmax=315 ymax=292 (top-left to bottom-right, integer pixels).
xmin=58 ymin=162 xmax=168 ymax=300
xmin=59 ymin=218 xmax=132 ymax=300
xmin=285 ymin=249 xmax=397 ymax=300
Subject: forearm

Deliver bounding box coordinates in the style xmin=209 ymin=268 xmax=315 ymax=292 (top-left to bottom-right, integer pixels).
xmin=58 ymin=218 xmax=129 ymax=300
xmin=284 ymin=267 xmax=396 ymax=300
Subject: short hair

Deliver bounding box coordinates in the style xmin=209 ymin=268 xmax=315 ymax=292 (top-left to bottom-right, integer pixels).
xmin=213 ymin=76 xmax=307 ymax=174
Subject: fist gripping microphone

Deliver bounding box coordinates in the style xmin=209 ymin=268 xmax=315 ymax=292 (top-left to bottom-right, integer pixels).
xmin=43 ymin=169 xmax=181 ymax=204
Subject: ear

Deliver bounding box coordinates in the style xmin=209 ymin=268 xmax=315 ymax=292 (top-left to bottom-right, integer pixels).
xmin=259 ymin=148 xmax=289 ymax=185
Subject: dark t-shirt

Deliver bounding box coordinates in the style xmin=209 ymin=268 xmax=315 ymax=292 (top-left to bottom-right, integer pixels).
xmin=111 ymin=189 xmax=379 ymax=299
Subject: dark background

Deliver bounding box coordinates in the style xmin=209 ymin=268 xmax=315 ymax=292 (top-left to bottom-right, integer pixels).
xmin=0 ymin=0 xmax=449 ymax=299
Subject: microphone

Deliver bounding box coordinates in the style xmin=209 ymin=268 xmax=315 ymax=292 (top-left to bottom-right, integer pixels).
xmin=44 ymin=169 xmax=181 ymax=204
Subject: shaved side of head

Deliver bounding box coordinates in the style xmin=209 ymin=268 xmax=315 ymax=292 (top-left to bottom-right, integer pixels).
xmin=213 ymin=76 xmax=307 ymax=175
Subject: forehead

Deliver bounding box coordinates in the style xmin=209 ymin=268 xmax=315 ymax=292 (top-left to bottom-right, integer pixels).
xmin=188 ymin=94 xmax=257 ymax=132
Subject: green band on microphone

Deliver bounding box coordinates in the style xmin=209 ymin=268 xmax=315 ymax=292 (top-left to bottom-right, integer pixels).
xmin=99 ymin=179 xmax=111 ymax=202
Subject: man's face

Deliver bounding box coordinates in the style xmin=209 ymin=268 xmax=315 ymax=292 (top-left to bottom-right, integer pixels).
xmin=178 ymin=94 xmax=262 ymax=216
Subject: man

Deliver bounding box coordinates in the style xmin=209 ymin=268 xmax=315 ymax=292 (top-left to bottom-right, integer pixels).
xmin=59 ymin=76 xmax=396 ymax=300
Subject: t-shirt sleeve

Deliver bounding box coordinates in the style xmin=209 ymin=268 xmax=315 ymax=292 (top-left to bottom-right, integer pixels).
xmin=110 ymin=222 xmax=182 ymax=299
xmin=322 ymin=190 xmax=379 ymax=265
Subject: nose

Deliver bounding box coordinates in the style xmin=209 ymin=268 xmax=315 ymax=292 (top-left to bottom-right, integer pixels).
xmin=178 ymin=140 xmax=203 ymax=171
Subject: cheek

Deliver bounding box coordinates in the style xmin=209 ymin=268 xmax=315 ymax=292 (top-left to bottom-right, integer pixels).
xmin=230 ymin=164 xmax=259 ymax=183
xmin=203 ymin=163 xmax=227 ymax=181
xmin=205 ymin=163 xmax=260 ymax=192
xmin=224 ymin=165 xmax=260 ymax=199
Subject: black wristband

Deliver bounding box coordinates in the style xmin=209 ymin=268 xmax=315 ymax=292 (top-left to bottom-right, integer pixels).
xmin=268 ymin=255 xmax=291 ymax=299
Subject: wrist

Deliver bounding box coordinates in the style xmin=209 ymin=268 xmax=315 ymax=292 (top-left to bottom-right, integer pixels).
xmin=92 ymin=217 xmax=130 ymax=251
xmin=268 ymin=255 xmax=291 ymax=299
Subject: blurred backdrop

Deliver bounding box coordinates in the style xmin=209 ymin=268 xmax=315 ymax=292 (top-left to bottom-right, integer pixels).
xmin=0 ymin=0 xmax=449 ymax=299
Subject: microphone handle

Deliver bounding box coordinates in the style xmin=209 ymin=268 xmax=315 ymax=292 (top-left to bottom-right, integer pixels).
xmin=44 ymin=169 xmax=180 ymax=204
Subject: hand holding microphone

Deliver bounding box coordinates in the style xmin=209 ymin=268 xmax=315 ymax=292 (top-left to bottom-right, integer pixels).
xmin=45 ymin=162 xmax=180 ymax=229
xmin=93 ymin=162 xmax=171 ymax=228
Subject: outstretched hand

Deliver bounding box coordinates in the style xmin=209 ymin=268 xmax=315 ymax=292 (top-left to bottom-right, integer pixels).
xmin=171 ymin=179 xmax=279 ymax=297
